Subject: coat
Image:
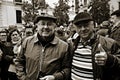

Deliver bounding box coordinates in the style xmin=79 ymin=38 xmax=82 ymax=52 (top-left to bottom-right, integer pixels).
xmin=69 ymin=34 xmax=120 ymax=80
xmin=0 ymin=41 xmax=14 ymax=80
xmin=16 ymin=34 xmax=71 ymax=80
xmin=109 ymin=22 xmax=120 ymax=46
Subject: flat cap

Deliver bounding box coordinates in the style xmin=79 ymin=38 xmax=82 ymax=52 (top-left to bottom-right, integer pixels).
xmin=34 ymin=14 xmax=57 ymax=24
xmin=73 ymin=12 xmax=93 ymax=25
xmin=111 ymin=10 xmax=120 ymax=17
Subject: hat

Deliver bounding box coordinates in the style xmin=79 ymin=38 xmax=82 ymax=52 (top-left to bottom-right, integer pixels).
xmin=0 ymin=29 xmax=8 ymax=33
xmin=102 ymin=21 xmax=109 ymax=26
xmin=34 ymin=13 xmax=57 ymax=24
xmin=73 ymin=12 xmax=93 ymax=25
xmin=111 ymin=10 xmax=120 ymax=17
xmin=8 ymin=25 xmax=17 ymax=32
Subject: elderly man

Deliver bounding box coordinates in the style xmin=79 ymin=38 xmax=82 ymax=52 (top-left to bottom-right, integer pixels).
xmin=70 ymin=12 xmax=120 ymax=80
xmin=110 ymin=10 xmax=120 ymax=46
xmin=16 ymin=13 xmax=70 ymax=80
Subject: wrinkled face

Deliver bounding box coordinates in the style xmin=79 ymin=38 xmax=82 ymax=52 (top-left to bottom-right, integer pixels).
xmin=36 ymin=19 xmax=56 ymax=37
xmin=0 ymin=33 xmax=7 ymax=41
xmin=110 ymin=15 xmax=118 ymax=25
xmin=25 ymin=28 xmax=33 ymax=37
xmin=75 ymin=21 xmax=94 ymax=40
xmin=11 ymin=31 xmax=21 ymax=43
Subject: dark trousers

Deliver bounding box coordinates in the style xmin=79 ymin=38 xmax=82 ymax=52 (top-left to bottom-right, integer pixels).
xmin=1 ymin=69 xmax=9 ymax=80
xmin=8 ymin=72 xmax=18 ymax=80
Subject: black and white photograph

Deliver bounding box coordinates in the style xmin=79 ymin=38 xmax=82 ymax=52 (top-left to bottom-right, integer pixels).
xmin=0 ymin=0 xmax=120 ymax=80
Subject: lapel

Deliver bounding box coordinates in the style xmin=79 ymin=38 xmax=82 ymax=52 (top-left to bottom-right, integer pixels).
xmin=111 ymin=23 xmax=120 ymax=33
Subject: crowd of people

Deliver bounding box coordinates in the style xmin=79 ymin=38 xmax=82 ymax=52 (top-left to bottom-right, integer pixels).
xmin=0 ymin=9 xmax=120 ymax=80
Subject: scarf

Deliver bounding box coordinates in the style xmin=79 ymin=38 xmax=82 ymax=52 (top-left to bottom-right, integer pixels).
xmin=37 ymin=33 xmax=55 ymax=46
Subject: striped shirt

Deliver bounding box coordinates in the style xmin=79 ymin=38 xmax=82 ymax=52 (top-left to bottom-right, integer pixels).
xmin=71 ymin=43 xmax=93 ymax=80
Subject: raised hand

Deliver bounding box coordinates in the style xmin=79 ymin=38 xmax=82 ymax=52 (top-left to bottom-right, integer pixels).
xmin=95 ymin=43 xmax=107 ymax=66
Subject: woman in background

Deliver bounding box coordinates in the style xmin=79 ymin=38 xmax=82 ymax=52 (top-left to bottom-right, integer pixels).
xmin=7 ymin=28 xmax=22 ymax=80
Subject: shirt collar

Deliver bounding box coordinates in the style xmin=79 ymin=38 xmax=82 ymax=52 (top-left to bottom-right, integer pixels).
xmin=80 ymin=33 xmax=94 ymax=43
xmin=79 ymin=33 xmax=97 ymax=46
xmin=34 ymin=33 xmax=39 ymax=43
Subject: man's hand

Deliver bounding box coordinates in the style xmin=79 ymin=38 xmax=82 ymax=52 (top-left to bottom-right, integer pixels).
xmin=95 ymin=44 xmax=107 ymax=66
xmin=95 ymin=52 xmax=107 ymax=65
xmin=39 ymin=75 xmax=55 ymax=80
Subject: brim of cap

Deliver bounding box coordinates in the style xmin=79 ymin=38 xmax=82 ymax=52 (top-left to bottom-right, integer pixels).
xmin=34 ymin=16 xmax=57 ymax=24
xmin=73 ymin=18 xmax=93 ymax=25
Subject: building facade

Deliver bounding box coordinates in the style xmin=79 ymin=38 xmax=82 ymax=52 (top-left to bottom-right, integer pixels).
xmin=68 ymin=0 xmax=120 ymax=21
xmin=0 ymin=0 xmax=120 ymax=30
xmin=0 ymin=0 xmax=22 ymax=30
xmin=109 ymin=0 xmax=120 ymax=13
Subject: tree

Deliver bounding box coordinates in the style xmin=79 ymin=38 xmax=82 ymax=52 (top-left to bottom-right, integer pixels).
xmin=53 ymin=0 xmax=70 ymax=26
xmin=75 ymin=0 xmax=79 ymax=14
xmin=22 ymin=0 xmax=47 ymax=25
xmin=89 ymin=0 xmax=110 ymax=25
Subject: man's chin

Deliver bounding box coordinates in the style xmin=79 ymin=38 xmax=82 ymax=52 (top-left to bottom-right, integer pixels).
xmin=81 ymin=35 xmax=89 ymax=40
xmin=42 ymin=34 xmax=50 ymax=37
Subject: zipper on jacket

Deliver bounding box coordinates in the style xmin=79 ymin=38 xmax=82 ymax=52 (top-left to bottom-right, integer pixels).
xmin=40 ymin=46 xmax=45 ymax=71
xmin=39 ymin=42 xmax=50 ymax=74
xmin=42 ymin=47 xmax=45 ymax=53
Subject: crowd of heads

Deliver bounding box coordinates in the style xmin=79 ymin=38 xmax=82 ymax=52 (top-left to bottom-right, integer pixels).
xmin=0 ymin=25 xmax=34 ymax=44
xmin=0 ymin=8 xmax=120 ymax=80
xmin=0 ymin=10 xmax=120 ymax=44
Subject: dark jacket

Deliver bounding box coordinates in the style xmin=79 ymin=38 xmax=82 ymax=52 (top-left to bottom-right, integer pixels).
xmin=0 ymin=41 xmax=14 ymax=80
xmin=109 ymin=23 xmax=120 ymax=46
xmin=16 ymin=34 xmax=71 ymax=80
xmin=69 ymin=34 xmax=120 ymax=80
xmin=97 ymin=28 xmax=109 ymax=37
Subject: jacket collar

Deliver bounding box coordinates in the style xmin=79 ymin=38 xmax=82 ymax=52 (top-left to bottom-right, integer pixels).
xmin=114 ymin=20 xmax=120 ymax=27
xmin=111 ymin=22 xmax=120 ymax=32
xmin=33 ymin=33 xmax=58 ymax=45
xmin=73 ymin=33 xmax=98 ymax=47
xmin=112 ymin=21 xmax=120 ymax=30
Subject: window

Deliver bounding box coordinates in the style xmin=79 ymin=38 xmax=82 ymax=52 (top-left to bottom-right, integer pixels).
xmin=14 ymin=0 xmax=22 ymax=3
xmin=14 ymin=0 xmax=22 ymax=5
xmin=119 ymin=2 xmax=120 ymax=10
xmin=38 ymin=0 xmax=46 ymax=8
xmin=16 ymin=10 xmax=22 ymax=23
xmin=84 ymin=0 xmax=87 ymax=6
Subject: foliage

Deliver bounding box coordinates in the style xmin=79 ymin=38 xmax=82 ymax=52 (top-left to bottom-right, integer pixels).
xmin=22 ymin=0 xmax=47 ymax=25
xmin=89 ymin=0 xmax=110 ymax=24
xmin=53 ymin=0 xmax=70 ymax=26
xmin=75 ymin=0 xmax=79 ymax=14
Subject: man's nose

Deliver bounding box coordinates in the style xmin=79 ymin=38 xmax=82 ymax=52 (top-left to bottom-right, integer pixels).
xmin=44 ymin=24 xmax=48 ymax=28
xmin=81 ymin=26 xmax=85 ymax=30
xmin=13 ymin=34 xmax=18 ymax=38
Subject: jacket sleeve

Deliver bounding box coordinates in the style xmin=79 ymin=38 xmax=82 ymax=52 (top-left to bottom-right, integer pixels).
xmin=53 ymin=44 xmax=71 ymax=80
xmin=16 ymin=38 xmax=28 ymax=80
xmin=1 ymin=42 xmax=14 ymax=63
xmin=105 ymin=41 xmax=120 ymax=71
